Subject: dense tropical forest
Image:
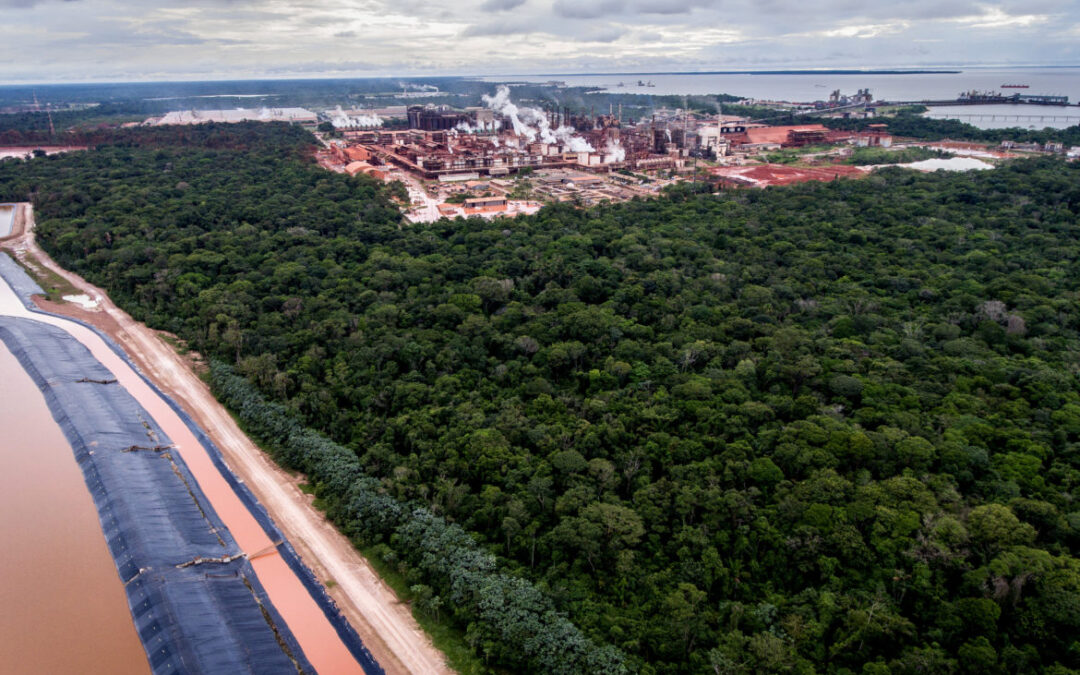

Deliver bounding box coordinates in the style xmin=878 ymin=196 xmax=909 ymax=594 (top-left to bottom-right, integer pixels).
xmin=2 ymin=125 xmax=1080 ymax=674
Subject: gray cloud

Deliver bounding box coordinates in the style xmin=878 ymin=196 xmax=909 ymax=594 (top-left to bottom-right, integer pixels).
xmin=0 ymin=0 xmax=79 ymax=7
xmin=259 ymin=60 xmax=383 ymax=74
xmin=553 ymin=0 xmax=624 ymax=19
xmin=0 ymin=0 xmax=1076 ymax=82
xmin=576 ymin=27 xmax=626 ymax=42
xmin=461 ymin=18 xmax=536 ymax=36
xmin=632 ymin=0 xmax=717 ymax=14
xmin=632 ymin=0 xmax=691 ymax=14
xmin=479 ymin=0 xmax=526 ymax=11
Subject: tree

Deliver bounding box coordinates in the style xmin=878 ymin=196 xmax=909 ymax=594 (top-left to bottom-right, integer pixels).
xmin=967 ymin=504 xmax=1035 ymax=552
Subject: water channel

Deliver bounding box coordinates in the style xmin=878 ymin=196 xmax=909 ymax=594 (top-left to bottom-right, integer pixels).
xmin=0 ymin=339 xmax=148 ymax=674
xmin=0 ymin=205 xmax=14 ymax=238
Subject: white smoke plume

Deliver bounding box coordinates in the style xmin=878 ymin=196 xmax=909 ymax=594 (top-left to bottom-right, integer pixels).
xmin=555 ymin=126 xmax=594 ymax=152
xmin=482 ymin=86 xmax=536 ymax=140
xmin=604 ymin=139 xmax=626 ymax=163
xmin=258 ymin=107 xmax=272 ymax=120
xmin=482 ymin=85 xmax=594 ymax=151
xmin=330 ymin=106 xmax=383 ymax=128
xmin=352 ymin=114 xmax=383 ymax=128
xmin=455 ymin=119 xmax=500 ymax=133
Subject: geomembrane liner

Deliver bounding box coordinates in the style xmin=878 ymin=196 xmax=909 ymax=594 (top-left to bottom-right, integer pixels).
xmin=0 ymin=251 xmax=382 ymax=674
xmin=0 ymin=316 xmax=311 ymax=674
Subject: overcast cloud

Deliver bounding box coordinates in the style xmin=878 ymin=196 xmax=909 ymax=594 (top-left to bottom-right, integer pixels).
xmin=0 ymin=0 xmax=1076 ymax=82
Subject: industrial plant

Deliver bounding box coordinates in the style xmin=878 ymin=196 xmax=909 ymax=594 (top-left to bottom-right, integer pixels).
xmin=309 ymin=85 xmax=908 ymax=220
xmin=142 ymin=84 xmax=1071 ymax=223
xmin=322 ymin=86 xmax=866 ymax=181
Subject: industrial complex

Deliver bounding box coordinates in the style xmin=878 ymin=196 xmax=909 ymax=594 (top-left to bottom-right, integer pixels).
xmin=145 ymin=84 xmax=1076 ymax=222
xmin=307 ymin=85 xmax=905 ymax=220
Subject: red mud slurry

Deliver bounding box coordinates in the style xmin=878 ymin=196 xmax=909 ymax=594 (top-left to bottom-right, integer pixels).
xmin=0 ymin=341 xmax=148 ymax=675
xmin=709 ymin=163 xmax=869 ymax=187
xmin=0 ymin=279 xmax=364 ymax=674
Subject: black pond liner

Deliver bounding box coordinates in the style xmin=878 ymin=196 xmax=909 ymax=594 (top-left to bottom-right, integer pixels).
xmin=0 ymin=253 xmax=382 ymax=675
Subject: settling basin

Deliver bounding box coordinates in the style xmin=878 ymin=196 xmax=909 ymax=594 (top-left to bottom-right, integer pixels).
xmin=0 ymin=255 xmax=372 ymax=673
xmin=0 ymin=339 xmax=147 ymax=675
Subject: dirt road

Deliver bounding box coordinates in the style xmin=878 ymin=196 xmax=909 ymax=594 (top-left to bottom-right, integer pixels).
xmin=2 ymin=204 xmax=452 ymax=675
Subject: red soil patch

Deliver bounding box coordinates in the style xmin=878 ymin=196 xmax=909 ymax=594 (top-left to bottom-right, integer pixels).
xmin=710 ymin=163 xmax=868 ymax=187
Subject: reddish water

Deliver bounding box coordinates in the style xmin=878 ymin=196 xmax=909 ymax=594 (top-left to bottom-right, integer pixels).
xmin=0 ymin=277 xmax=363 ymax=673
xmin=0 ymin=341 xmax=148 ymax=674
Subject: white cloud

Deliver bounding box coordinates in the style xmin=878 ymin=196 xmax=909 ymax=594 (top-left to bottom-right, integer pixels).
xmin=949 ymin=6 xmax=1049 ymax=28
xmin=817 ymin=21 xmax=911 ymax=39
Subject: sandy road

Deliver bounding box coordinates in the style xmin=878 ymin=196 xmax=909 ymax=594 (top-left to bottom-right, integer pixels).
xmin=3 ymin=204 xmax=452 ymax=675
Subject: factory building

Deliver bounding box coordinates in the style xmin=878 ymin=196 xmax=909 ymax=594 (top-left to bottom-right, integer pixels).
xmin=743 ymin=125 xmax=832 ymax=147
xmin=465 ymin=196 xmax=507 ymax=209
xmin=408 ymin=106 xmax=471 ymax=131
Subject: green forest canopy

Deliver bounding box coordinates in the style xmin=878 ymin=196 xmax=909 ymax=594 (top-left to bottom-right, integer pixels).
xmin=2 ymin=124 xmax=1080 ymax=674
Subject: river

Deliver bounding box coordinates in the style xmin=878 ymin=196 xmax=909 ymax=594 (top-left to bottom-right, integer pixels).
xmin=483 ymin=68 xmax=1080 ymax=130
xmin=0 ymin=340 xmax=147 ymax=675
xmin=486 ymin=67 xmax=1080 ymax=105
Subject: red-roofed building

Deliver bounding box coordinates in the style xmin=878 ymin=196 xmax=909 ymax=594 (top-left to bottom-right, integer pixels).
xmin=464 ymin=196 xmax=507 ymax=209
xmin=345 ymin=146 xmax=372 ymax=162
xmin=744 ymin=125 xmax=831 ymax=147
xmin=345 ymin=161 xmax=372 ymax=176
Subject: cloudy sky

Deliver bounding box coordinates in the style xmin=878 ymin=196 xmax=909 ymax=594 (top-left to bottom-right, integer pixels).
xmin=1 ymin=0 xmax=1077 ymax=82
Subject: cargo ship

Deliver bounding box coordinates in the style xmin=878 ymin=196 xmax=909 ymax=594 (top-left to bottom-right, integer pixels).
xmin=1001 ymin=84 xmax=1029 ymax=88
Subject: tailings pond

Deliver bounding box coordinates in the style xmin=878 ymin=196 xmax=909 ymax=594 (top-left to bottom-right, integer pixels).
xmin=0 ymin=339 xmax=148 ymax=674
xmin=0 ymin=260 xmax=365 ymax=672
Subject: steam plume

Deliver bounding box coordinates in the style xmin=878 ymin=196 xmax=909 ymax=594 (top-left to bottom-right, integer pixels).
xmin=331 ymin=106 xmax=383 ymax=128
xmin=481 ymin=86 xmax=594 ymax=152
xmin=604 ymin=139 xmax=626 ymax=163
